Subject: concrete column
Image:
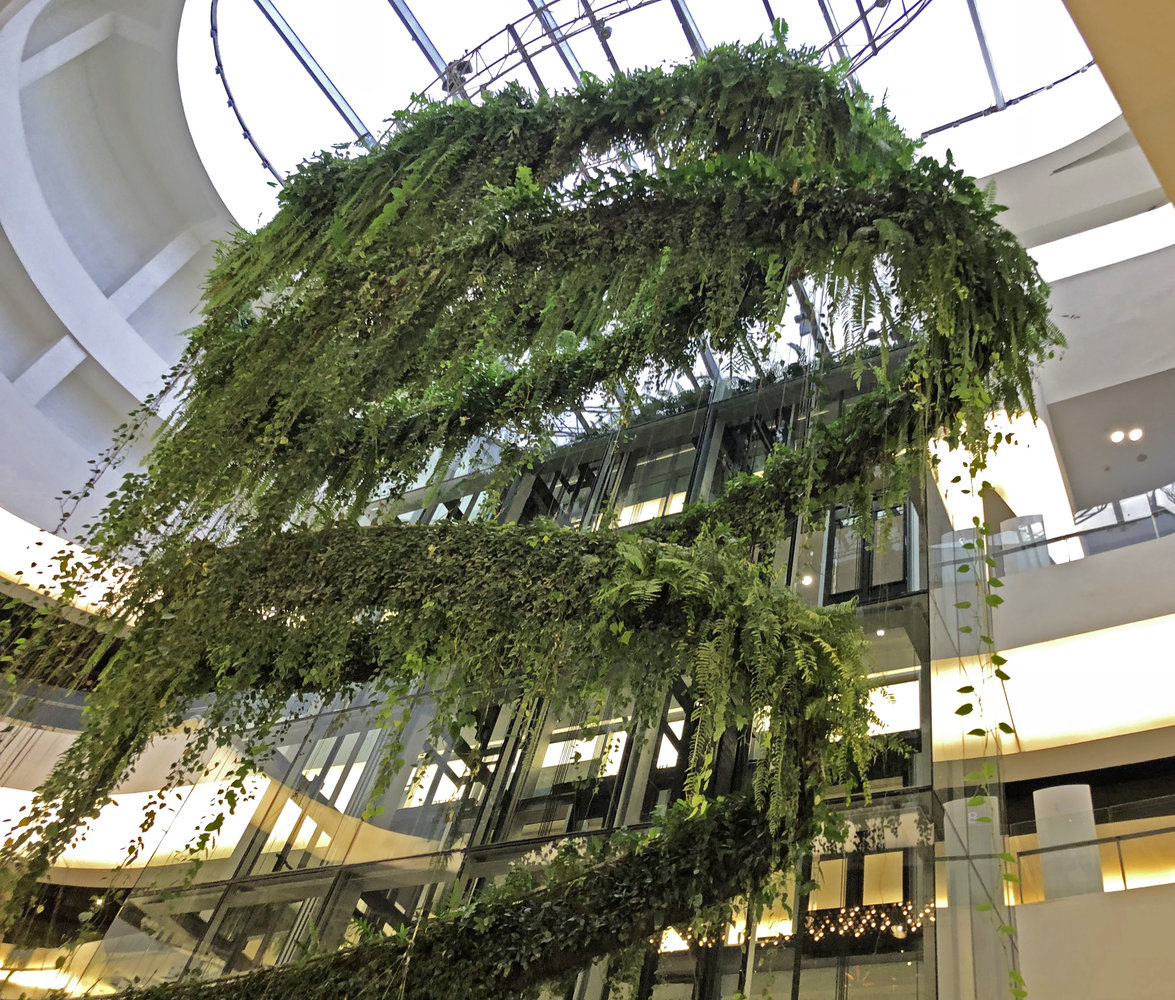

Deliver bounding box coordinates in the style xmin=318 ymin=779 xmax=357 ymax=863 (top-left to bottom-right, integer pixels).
xmin=1033 ymin=784 xmax=1102 ymax=899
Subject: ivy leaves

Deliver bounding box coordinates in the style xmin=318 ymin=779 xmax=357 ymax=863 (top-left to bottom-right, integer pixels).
xmin=93 ymin=37 xmax=1054 ymax=557
xmin=0 ymin=37 xmax=1055 ymax=944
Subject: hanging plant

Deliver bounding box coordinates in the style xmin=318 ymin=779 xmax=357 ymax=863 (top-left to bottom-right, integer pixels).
xmin=0 ymin=35 xmax=1055 ymax=988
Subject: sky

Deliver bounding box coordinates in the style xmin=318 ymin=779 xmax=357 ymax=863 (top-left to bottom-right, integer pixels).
xmin=174 ymin=0 xmax=1171 ymax=280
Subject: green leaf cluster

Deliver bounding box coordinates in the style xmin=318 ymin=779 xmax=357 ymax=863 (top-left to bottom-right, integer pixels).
xmin=0 ymin=35 xmax=1056 ymax=988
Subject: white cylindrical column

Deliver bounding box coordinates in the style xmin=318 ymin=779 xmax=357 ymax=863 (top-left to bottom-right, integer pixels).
xmin=1033 ymin=784 xmax=1102 ymax=899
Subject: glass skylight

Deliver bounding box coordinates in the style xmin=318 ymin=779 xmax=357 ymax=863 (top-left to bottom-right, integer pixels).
xmin=177 ymin=0 xmax=1107 ymax=228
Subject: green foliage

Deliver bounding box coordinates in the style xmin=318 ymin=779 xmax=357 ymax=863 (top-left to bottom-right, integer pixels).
xmin=112 ymin=794 xmax=774 ymax=1000
xmin=0 ymin=34 xmax=1056 ymax=992
xmin=1 ymin=523 xmax=874 ymax=914
xmin=90 ymin=38 xmax=1051 ymax=553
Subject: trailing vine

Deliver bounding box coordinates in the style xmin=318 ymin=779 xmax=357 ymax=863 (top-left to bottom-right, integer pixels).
xmin=111 ymin=793 xmax=779 ymax=1000
xmin=0 ymin=34 xmax=1056 ymax=991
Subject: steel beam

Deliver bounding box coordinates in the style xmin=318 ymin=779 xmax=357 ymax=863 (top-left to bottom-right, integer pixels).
xmin=669 ymin=0 xmax=708 ymax=58
xmin=528 ymin=0 xmax=584 ymax=84
xmin=210 ymin=0 xmax=283 ymax=184
xmin=581 ymin=0 xmax=622 ymax=75
xmin=385 ymin=0 xmax=447 ymax=77
xmin=792 ymin=282 xmax=832 ymax=359
xmin=507 ymin=23 xmax=549 ymax=96
xmin=385 ymin=1 xmax=469 ymax=99
xmin=668 ymin=0 xmax=713 ymax=387
xmin=700 ymin=344 xmax=722 ymax=383
xmin=853 ymin=0 xmax=879 ymax=55
xmin=815 ymin=0 xmax=853 ymax=65
xmin=252 ymin=0 xmax=374 ymax=144
xmin=963 ymin=0 xmax=1006 ymax=109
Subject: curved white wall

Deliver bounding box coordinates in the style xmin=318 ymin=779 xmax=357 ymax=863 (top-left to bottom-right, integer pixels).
xmin=0 ymin=0 xmax=234 ymax=534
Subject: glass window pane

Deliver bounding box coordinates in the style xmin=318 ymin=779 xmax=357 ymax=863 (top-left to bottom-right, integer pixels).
xmin=613 ymin=442 xmax=696 ymax=527
xmin=830 ymin=521 xmax=862 ymax=594
xmin=871 ymin=510 xmax=906 ymax=586
xmin=809 ymin=856 xmax=847 ymax=911
xmin=862 ymin=850 xmax=905 ymax=905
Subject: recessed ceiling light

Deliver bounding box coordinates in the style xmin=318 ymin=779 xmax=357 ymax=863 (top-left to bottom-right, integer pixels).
xmin=1129 ymin=427 xmax=1144 ymax=442
xmin=800 ymin=574 xmax=814 ymax=586
xmin=1110 ymin=430 xmax=1125 ymax=443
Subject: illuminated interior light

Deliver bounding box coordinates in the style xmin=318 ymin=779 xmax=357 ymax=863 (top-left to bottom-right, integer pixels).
xmin=1129 ymin=427 xmax=1144 ymax=442
xmin=1110 ymin=430 xmax=1125 ymax=443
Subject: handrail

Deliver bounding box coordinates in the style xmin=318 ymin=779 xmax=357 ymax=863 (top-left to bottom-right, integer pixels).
xmin=1016 ymin=822 xmax=1175 ymax=860
xmin=933 ymin=485 xmax=1175 ymax=572
xmin=986 ymin=520 xmax=1164 ymax=564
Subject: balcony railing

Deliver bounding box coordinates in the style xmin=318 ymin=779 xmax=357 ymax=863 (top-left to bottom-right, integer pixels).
xmin=933 ymin=478 xmax=1175 ymax=582
xmin=1016 ymin=823 xmax=1175 ymax=903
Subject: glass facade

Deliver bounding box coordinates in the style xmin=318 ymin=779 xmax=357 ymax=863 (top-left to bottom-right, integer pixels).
xmin=0 ymin=365 xmax=942 ymax=999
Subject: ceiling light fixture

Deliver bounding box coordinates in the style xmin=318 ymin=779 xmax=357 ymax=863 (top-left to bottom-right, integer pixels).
xmin=1110 ymin=430 xmax=1125 ymax=443
xmin=1129 ymin=427 xmax=1144 ymax=442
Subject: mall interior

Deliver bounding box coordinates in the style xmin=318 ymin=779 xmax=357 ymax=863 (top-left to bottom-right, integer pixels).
xmin=0 ymin=1 xmax=1174 ymax=997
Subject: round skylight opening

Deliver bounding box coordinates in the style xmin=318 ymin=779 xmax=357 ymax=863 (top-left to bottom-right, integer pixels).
xmin=177 ymin=0 xmax=1105 ymax=229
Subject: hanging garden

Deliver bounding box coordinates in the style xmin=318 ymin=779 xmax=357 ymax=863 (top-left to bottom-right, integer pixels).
xmin=0 ymin=34 xmax=1056 ymax=999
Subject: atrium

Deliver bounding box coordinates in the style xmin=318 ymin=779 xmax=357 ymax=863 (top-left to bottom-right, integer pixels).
xmin=0 ymin=2 xmax=1173 ymax=999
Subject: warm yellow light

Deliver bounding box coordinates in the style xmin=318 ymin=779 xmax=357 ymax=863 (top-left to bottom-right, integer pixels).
xmin=1129 ymin=427 xmax=1144 ymax=442
xmin=932 ymin=612 xmax=1175 ymax=759
xmin=800 ymin=574 xmax=814 ymax=586
xmin=2 ymin=969 xmax=75 ymax=992
xmin=615 ymin=491 xmax=687 ymax=528
xmin=0 ymin=968 xmax=114 ymax=995
xmin=931 ymin=412 xmax=1076 ymax=542
xmin=869 ymin=680 xmax=920 ymax=734
xmin=0 ymin=770 xmax=268 ymax=871
xmin=1110 ymin=429 xmax=1126 ymax=443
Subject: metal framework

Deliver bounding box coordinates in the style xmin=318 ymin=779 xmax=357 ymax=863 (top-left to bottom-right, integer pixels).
xmin=207 ymin=0 xmax=952 ymax=435
xmin=385 ymin=0 xmax=448 ymax=78
xmin=581 ymin=0 xmax=622 ymax=74
xmin=529 ymin=0 xmax=586 ymax=84
xmin=963 ymin=0 xmax=1006 ymax=109
xmin=816 ymin=0 xmax=854 ymax=67
xmin=401 ymin=0 xmax=937 ymax=110
xmin=206 ymin=0 xmax=1033 ymax=399
xmin=385 ymin=0 xmax=469 ymax=100
xmin=668 ymin=0 xmax=707 ymax=59
xmin=406 ymin=0 xmax=665 ymax=109
xmin=251 ymin=0 xmax=374 ymax=145
xmin=214 ymin=0 xmax=956 ymax=180
xmin=209 ymin=0 xmax=283 ymax=185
